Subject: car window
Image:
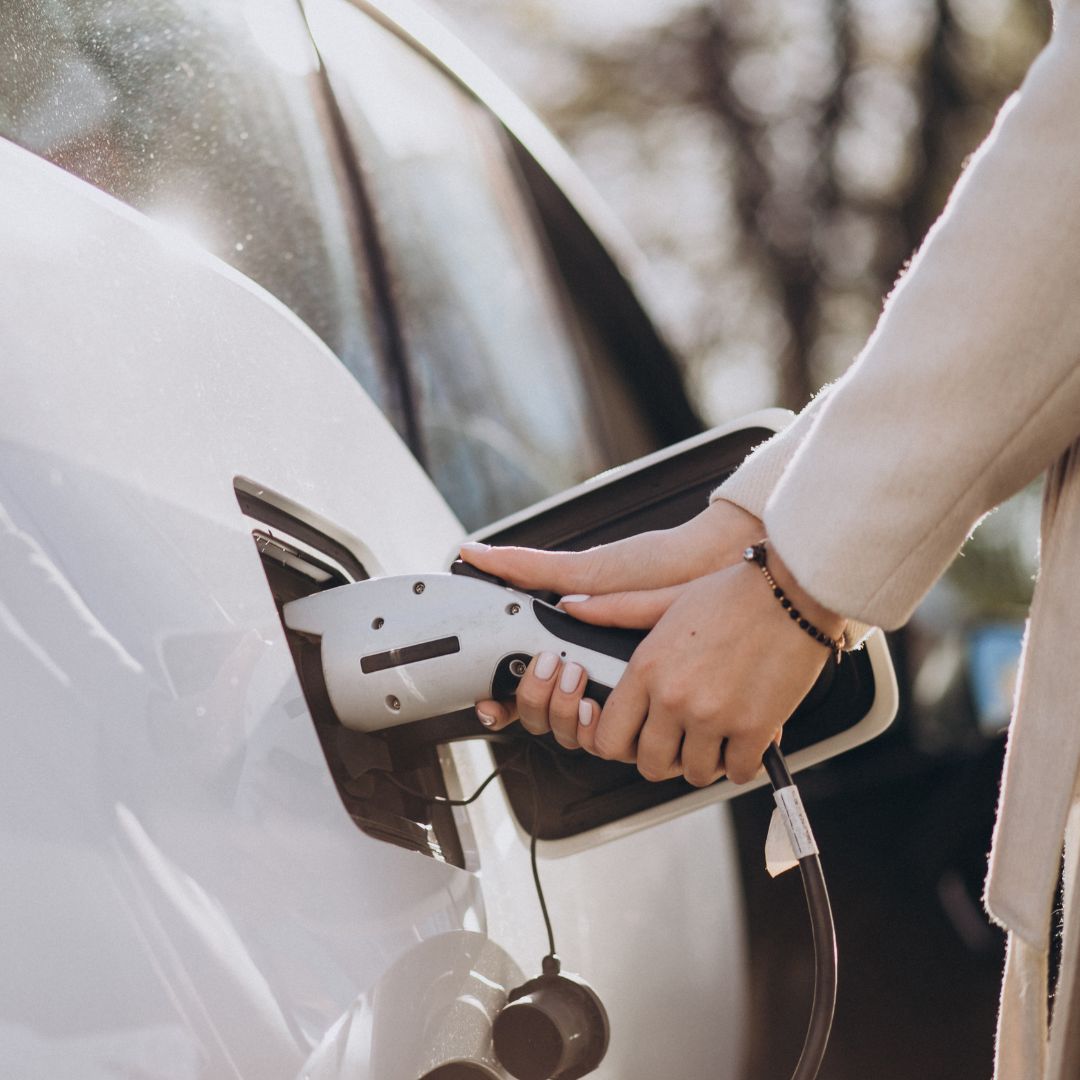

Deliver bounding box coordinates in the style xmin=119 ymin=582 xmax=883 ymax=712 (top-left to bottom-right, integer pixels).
xmin=305 ymin=0 xmax=610 ymax=530
xmin=0 ymin=0 xmax=390 ymax=416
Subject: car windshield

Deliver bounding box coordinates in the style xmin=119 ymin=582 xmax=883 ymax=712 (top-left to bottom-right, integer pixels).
xmin=0 ymin=0 xmax=389 ymax=415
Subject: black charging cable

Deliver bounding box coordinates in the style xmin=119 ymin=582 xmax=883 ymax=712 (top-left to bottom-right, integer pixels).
xmin=374 ymin=744 xmax=526 ymax=807
xmin=762 ymin=743 xmax=837 ymax=1080
xmin=372 ymin=742 xmax=560 ymax=964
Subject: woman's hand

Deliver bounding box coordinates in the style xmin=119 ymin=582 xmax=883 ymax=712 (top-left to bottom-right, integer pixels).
xmin=460 ymin=498 xmax=765 ymax=748
xmin=561 ymin=557 xmax=844 ymax=784
xmin=461 ymin=509 xmax=845 ymax=785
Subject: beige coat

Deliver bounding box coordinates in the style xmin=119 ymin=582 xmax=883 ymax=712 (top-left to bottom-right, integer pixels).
xmin=714 ymin=4 xmax=1080 ymax=1075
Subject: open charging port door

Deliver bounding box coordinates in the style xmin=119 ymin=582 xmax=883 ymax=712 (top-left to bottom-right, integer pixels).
xmin=460 ymin=409 xmax=898 ymax=856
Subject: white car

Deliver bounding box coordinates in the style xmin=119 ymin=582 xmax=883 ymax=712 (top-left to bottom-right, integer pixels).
xmin=0 ymin=1 xmax=894 ymax=1077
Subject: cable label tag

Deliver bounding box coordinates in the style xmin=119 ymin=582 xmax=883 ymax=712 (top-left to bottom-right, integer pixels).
xmin=773 ymin=784 xmax=819 ymax=860
xmin=765 ymin=809 xmax=799 ymax=877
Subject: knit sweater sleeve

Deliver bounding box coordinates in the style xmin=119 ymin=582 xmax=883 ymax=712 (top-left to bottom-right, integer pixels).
xmin=733 ymin=12 xmax=1080 ymax=630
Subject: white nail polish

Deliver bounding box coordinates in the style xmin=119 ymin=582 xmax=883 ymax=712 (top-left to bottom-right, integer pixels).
xmin=460 ymin=541 xmax=490 ymax=554
xmin=560 ymin=662 xmax=583 ymax=693
xmin=560 ymin=594 xmax=591 ymax=604
xmin=578 ymin=700 xmax=594 ymax=727
xmin=534 ymin=651 xmax=558 ymax=680
xmin=478 ymin=711 xmax=496 ymax=727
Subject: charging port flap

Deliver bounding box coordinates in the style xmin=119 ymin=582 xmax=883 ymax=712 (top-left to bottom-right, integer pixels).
xmin=462 ymin=412 xmax=899 ymax=855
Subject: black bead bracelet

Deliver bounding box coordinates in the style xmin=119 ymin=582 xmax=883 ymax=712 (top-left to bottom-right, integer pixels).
xmin=743 ymin=541 xmax=845 ymax=663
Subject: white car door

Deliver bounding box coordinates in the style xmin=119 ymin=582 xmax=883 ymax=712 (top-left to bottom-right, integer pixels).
xmin=0 ymin=134 xmax=486 ymax=1076
xmin=0 ymin=131 xmax=757 ymax=1078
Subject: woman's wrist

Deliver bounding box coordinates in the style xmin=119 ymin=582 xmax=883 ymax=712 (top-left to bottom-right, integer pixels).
xmin=700 ymin=498 xmax=764 ymax=557
xmin=747 ymin=541 xmax=847 ymax=647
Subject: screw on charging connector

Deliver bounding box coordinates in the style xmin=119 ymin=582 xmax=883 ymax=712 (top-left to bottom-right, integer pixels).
xmin=412 ymin=581 xmax=425 ymax=594
xmin=506 ymin=603 xmax=522 ymax=616
xmin=386 ymin=695 xmax=401 ymax=711
xmin=509 ymin=659 xmax=528 ymax=678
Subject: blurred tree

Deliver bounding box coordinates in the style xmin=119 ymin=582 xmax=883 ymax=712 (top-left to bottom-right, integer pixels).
xmin=434 ymin=0 xmax=1049 ymax=419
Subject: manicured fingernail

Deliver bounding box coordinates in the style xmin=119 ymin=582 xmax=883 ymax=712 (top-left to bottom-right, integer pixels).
xmin=534 ymin=651 xmax=558 ymax=680
xmin=478 ymin=710 xmax=496 ymax=727
xmin=560 ymin=594 xmax=591 ymax=605
xmin=560 ymin=662 xmax=583 ymax=693
xmin=460 ymin=542 xmax=490 ymax=554
xmin=578 ymin=699 xmax=594 ymax=727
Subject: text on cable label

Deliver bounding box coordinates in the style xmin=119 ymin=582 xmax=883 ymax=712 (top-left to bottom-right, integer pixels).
xmin=773 ymin=784 xmax=819 ymax=859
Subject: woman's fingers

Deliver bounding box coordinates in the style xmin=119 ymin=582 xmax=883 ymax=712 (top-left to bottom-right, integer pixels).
xmin=458 ymin=500 xmax=764 ymax=599
xmin=559 ymin=585 xmax=683 ymax=630
xmin=474 ymin=653 xmax=589 ymax=751
xmin=577 ymin=698 xmax=599 ymax=744
xmin=475 ymin=698 xmax=515 ymax=731
xmin=515 ymin=651 xmax=561 ymax=735
xmin=722 ymin=733 xmax=771 ymax=785
xmin=474 ymin=652 xmax=586 ymax=749
xmin=681 ymin=728 xmax=726 ymax=788
xmin=635 ymin=715 xmax=684 ymax=782
xmin=588 ymin=665 xmax=650 ymax=762
xmin=461 ymin=502 xmax=771 ymax=750
xmin=547 ymin=660 xmax=586 ymax=749
xmin=460 ymin=538 xmax=653 ymax=596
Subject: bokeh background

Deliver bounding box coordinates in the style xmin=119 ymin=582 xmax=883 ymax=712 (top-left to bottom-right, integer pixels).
xmin=434 ymin=0 xmax=1049 ymax=421
xmin=430 ymin=2 xmax=1053 ymax=1076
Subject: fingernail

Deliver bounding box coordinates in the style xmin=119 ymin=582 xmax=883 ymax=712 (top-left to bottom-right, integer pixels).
xmin=578 ymin=699 xmax=594 ymax=727
xmin=560 ymin=662 xmax=583 ymax=693
xmin=559 ymin=594 xmax=591 ymax=605
xmin=478 ymin=710 xmax=496 ymax=727
xmin=460 ymin=542 xmax=490 ymax=555
xmin=534 ymin=651 xmax=558 ymax=680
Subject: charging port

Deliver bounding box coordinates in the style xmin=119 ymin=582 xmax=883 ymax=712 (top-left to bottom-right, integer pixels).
xmin=236 ymin=480 xmax=468 ymax=867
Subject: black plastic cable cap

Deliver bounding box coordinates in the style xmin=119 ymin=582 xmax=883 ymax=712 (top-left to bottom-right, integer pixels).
xmin=492 ymin=969 xmax=610 ymax=1080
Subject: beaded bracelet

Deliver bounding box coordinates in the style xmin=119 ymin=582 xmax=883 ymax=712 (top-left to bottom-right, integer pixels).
xmin=743 ymin=541 xmax=845 ymax=663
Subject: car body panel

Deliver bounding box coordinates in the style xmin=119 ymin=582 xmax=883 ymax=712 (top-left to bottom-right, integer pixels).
xmin=0 ymin=137 xmax=748 ymax=1076
xmin=0 ymin=136 xmax=488 ymax=1078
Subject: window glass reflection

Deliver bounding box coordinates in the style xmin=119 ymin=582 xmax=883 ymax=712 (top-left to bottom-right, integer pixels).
xmin=307 ymin=0 xmax=607 ymax=529
xmin=0 ymin=0 xmax=386 ymax=411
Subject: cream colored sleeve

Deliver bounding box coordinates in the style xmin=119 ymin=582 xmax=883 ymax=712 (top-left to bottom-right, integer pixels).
xmin=710 ymin=389 xmax=881 ymax=647
xmin=727 ymin=11 xmax=1080 ymax=630
xmin=710 ymin=392 xmax=830 ymax=521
